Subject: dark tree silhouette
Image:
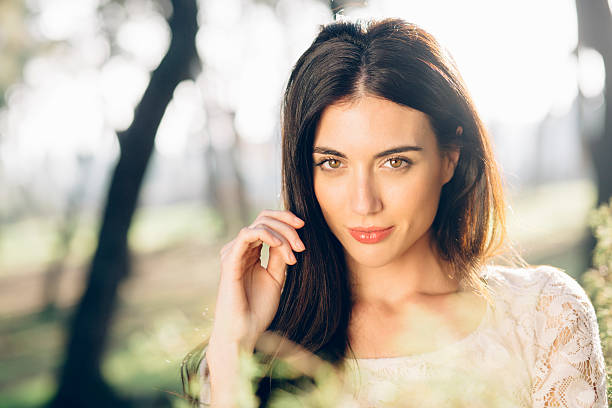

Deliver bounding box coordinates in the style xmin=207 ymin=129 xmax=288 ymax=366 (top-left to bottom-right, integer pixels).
xmin=575 ymin=0 xmax=612 ymax=271
xmin=47 ymin=0 xmax=200 ymax=407
xmin=329 ymin=0 xmax=367 ymax=18
xmin=575 ymin=0 xmax=612 ymax=207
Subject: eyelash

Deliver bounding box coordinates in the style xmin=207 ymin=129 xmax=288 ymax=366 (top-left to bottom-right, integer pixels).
xmin=313 ymin=156 xmax=413 ymax=171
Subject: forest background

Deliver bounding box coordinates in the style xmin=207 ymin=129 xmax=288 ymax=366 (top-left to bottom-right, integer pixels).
xmin=0 ymin=0 xmax=611 ymax=406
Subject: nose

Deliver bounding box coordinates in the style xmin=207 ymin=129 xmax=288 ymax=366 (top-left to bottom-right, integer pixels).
xmin=350 ymin=170 xmax=383 ymax=216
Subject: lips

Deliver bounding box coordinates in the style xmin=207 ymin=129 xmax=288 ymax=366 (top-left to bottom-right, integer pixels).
xmin=350 ymin=226 xmax=391 ymax=232
xmin=348 ymin=226 xmax=394 ymax=244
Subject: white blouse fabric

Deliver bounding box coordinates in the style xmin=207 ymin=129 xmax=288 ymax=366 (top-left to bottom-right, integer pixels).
xmin=198 ymin=264 xmax=609 ymax=407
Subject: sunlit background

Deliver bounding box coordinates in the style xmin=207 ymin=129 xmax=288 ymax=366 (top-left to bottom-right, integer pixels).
xmin=0 ymin=0 xmax=609 ymax=406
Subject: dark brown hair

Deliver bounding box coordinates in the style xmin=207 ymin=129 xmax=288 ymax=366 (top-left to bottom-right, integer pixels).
xmin=182 ymin=17 xmax=522 ymax=406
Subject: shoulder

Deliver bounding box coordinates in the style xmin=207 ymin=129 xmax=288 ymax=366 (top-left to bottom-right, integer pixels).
xmin=487 ymin=263 xmax=594 ymax=315
xmin=527 ymin=265 xmax=599 ymax=341
xmin=504 ymin=268 xmax=610 ymax=407
xmin=482 ymin=263 xmax=562 ymax=301
xmin=481 ymin=264 xmax=595 ymax=318
xmin=483 ymin=263 xmax=600 ymax=339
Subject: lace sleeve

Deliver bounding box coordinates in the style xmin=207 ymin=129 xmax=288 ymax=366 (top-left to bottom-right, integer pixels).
xmin=531 ymin=268 xmax=608 ymax=408
xmin=198 ymin=346 xmax=212 ymax=406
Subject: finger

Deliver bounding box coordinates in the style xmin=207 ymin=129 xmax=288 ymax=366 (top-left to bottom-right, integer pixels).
xmin=226 ymin=226 xmax=283 ymax=277
xmin=219 ymin=240 xmax=234 ymax=258
xmin=251 ymin=216 xmax=306 ymax=253
xmin=256 ymin=209 xmax=305 ymax=230
xmin=257 ymin=224 xmax=297 ymax=265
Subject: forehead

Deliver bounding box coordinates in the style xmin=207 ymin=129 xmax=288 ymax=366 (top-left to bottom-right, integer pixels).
xmin=313 ymin=96 xmax=436 ymax=151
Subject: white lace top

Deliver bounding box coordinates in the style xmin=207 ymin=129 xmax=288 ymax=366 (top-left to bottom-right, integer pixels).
xmin=198 ymin=265 xmax=609 ymax=407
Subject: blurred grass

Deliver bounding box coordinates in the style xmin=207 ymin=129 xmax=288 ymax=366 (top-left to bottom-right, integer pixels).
xmin=0 ymin=273 xmax=219 ymax=408
xmin=0 ymin=201 xmax=226 ymax=407
xmin=0 ymin=374 xmax=55 ymax=408
xmin=0 ymin=202 xmax=225 ymax=277
xmin=506 ymin=178 xmax=596 ymax=278
xmin=0 ymin=179 xmax=600 ymax=407
xmin=128 ymin=202 xmax=226 ymax=252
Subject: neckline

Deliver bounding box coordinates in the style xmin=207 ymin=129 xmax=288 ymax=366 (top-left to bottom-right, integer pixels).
xmin=352 ymin=295 xmax=492 ymax=362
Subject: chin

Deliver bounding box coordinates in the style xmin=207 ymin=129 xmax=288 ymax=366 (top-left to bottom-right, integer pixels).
xmin=343 ymin=244 xmax=399 ymax=267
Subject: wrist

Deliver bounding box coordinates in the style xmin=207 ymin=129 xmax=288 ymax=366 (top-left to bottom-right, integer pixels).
xmin=209 ymin=330 xmax=257 ymax=356
xmin=206 ymin=336 xmax=257 ymax=408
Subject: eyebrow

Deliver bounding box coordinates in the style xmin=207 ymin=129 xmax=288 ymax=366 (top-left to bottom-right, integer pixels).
xmin=312 ymin=145 xmax=424 ymax=159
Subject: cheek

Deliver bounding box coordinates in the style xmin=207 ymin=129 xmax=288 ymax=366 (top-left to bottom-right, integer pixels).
xmin=313 ymin=174 xmax=351 ymax=237
xmin=313 ymin=175 xmax=338 ymax=218
xmin=385 ymin=169 xmax=443 ymax=214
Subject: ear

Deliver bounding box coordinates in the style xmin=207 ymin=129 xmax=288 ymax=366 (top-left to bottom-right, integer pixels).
xmin=441 ymin=147 xmax=460 ymax=185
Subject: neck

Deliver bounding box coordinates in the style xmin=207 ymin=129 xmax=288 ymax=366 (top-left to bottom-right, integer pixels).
xmin=347 ymin=229 xmax=461 ymax=307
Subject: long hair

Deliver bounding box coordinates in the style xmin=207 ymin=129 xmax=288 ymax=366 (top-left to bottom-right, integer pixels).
xmin=181 ymin=17 xmax=524 ymax=406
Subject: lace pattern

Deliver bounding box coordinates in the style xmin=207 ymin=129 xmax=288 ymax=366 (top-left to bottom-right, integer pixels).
xmin=195 ymin=265 xmax=609 ymax=407
xmin=530 ymin=266 xmax=608 ymax=407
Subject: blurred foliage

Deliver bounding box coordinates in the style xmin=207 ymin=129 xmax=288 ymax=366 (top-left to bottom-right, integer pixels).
xmin=217 ymin=195 xmax=612 ymax=407
xmin=582 ymin=197 xmax=612 ymax=405
xmin=0 ymin=203 xmax=225 ymax=408
xmin=218 ymin=341 xmax=523 ymax=407
xmin=0 ymin=203 xmax=224 ymax=276
xmin=1 ymin=185 xmax=606 ymax=407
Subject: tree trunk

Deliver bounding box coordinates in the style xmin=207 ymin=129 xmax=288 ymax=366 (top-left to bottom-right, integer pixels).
xmin=575 ymin=0 xmax=612 ymax=270
xmin=575 ymin=0 xmax=612 ymax=206
xmin=47 ymin=1 xmax=200 ymax=407
xmin=328 ymin=0 xmax=367 ymax=18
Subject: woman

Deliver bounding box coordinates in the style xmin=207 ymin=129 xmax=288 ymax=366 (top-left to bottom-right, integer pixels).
xmin=181 ymin=17 xmax=608 ymax=407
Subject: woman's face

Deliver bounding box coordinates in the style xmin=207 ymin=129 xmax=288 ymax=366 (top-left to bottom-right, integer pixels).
xmin=312 ymin=95 xmax=459 ymax=267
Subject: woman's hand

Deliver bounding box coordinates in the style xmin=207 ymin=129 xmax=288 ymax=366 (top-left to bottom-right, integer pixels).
xmin=209 ymin=209 xmax=306 ymax=353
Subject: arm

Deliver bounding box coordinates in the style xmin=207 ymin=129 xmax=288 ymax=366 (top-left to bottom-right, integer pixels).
xmin=531 ymin=268 xmax=608 ymax=408
xmin=199 ymin=337 xmax=256 ymax=408
xmin=193 ymin=209 xmax=305 ymax=406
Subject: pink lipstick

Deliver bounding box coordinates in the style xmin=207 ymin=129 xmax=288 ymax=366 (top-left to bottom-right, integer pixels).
xmin=348 ymin=226 xmax=394 ymax=244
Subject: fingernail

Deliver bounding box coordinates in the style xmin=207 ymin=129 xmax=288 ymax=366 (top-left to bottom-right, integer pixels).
xmin=296 ymin=241 xmax=305 ymax=251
